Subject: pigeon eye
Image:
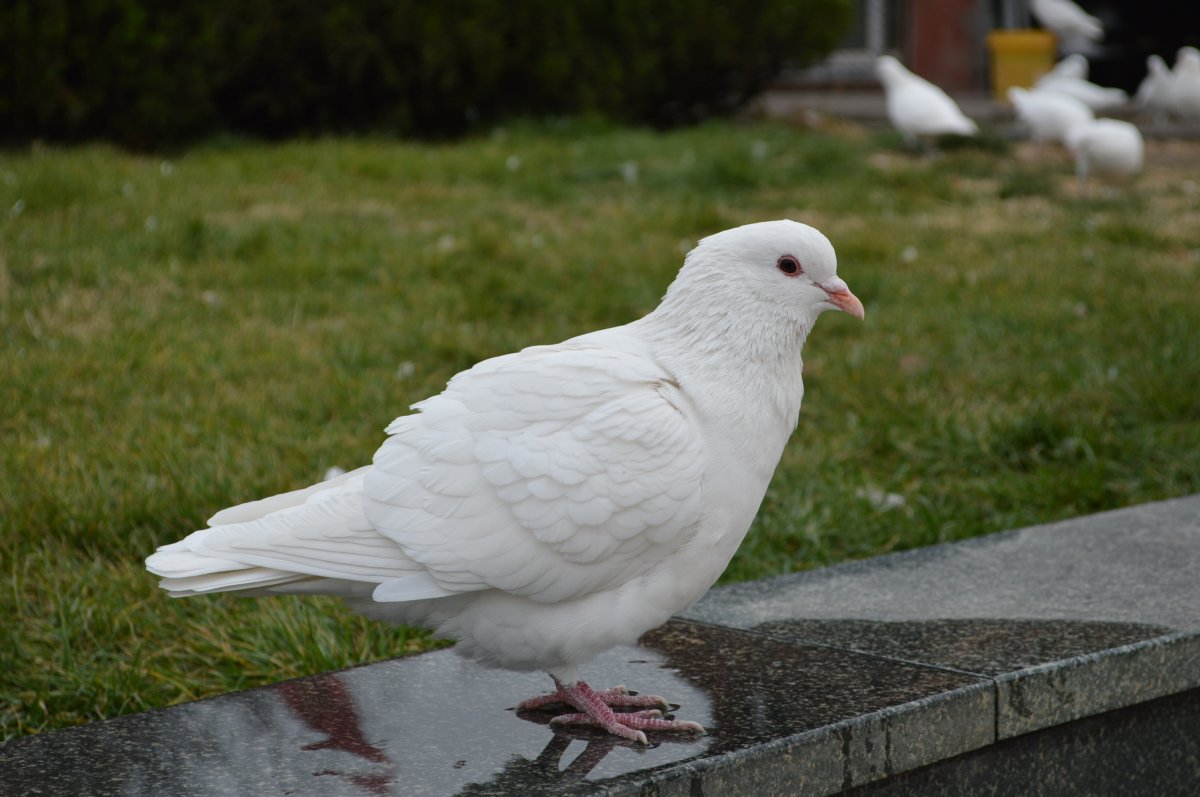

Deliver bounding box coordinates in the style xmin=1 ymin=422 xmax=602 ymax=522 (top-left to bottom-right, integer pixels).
xmin=777 ymin=255 xmax=802 ymax=276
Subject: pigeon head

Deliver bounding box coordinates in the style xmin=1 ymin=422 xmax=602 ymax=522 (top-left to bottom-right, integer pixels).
xmin=1179 ymin=47 xmax=1200 ymax=73
xmin=1055 ymin=54 xmax=1089 ymax=81
xmin=684 ymin=219 xmax=864 ymax=322
xmin=874 ymin=55 xmax=906 ymax=86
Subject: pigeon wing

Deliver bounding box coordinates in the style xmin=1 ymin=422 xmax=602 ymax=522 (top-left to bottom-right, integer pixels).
xmin=365 ymin=341 xmax=705 ymax=605
xmin=147 ymin=472 xmax=432 ymax=593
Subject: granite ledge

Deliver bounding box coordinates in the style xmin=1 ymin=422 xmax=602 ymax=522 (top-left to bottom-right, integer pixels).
xmin=2 ymin=620 xmax=995 ymax=797
xmin=684 ymin=494 xmax=1200 ymax=741
xmin=4 ymin=496 xmax=1198 ymax=795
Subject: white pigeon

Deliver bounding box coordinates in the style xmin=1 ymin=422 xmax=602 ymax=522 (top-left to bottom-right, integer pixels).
xmin=1067 ymin=119 xmax=1145 ymax=193
xmin=1008 ymin=87 xmax=1094 ymax=146
xmin=1043 ymin=53 xmax=1089 ymax=82
xmin=875 ymin=55 xmax=979 ymax=146
xmin=145 ymin=220 xmax=865 ymax=744
xmin=1030 ymin=0 xmax=1103 ymax=43
xmin=1035 ymin=71 xmax=1128 ymax=111
xmin=1173 ymin=46 xmax=1200 ymax=118
xmin=1136 ymin=54 xmax=1176 ymax=118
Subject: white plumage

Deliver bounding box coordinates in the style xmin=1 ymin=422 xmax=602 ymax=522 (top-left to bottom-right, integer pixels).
xmin=1030 ymin=0 xmax=1103 ymax=43
xmin=146 ymin=219 xmax=864 ymax=742
xmin=1136 ymin=54 xmax=1175 ymax=118
xmin=1008 ymin=87 xmax=1094 ymax=146
xmin=875 ymin=55 xmax=979 ymax=146
xmin=1067 ymin=119 xmax=1145 ymax=192
xmin=1036 ymin=56 xmax=1129 ymax=112
xmin=1043 ymin=54 xmax=1089 ymax=83
xmin=1173 ymin=46 xmax=1200 ymax=118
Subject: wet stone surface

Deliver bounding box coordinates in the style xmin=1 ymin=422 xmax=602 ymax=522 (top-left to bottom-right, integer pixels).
xmin=0 ymin=620 xmax=990 ymax=797
xmin=750 ymin=618 xmax=1200 ymax=739
xmin=7 ymin=496 xmax=1199 ymax=794
xmin=752 ymin=618 xmax=1174 ymax=676
xmin=684 ymin=495 xmax=1200 ymax=738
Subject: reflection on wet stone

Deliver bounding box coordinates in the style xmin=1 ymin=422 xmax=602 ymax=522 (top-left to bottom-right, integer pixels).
xmin=0 ymin=619 xmax=992 ymax=796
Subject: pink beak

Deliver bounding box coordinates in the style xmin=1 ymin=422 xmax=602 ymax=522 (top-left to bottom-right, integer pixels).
xmin=820 ymin=277 xmax=865 ymax=319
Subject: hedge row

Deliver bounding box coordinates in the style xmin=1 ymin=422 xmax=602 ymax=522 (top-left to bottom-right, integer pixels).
xmin=0 ymin=0 xmax=851 ymax=146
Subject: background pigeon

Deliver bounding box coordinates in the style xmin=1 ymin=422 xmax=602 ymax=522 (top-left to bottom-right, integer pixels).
xmin=1030 ymin=0 xmax=1104 ymax=45
xmin=1042 ymin=53 xmax=1089 ymax=82
xmin=1136 ymin=54 xmax=1176 ymax=120
xmin=1067 ymin=119 xmax=1145 ymax=193
xmin=1008 ymin=87 xmax=1094 ymax=146
xmin=146 ymin=220 xmax=864 ymax=744
xmin=1036 ymin=67 xmax=1128 ymax=112
xmin=1172 ymin=47 xmax=1200 ymax=118
xmin=875 ymin=55 xmax=979 ymax=147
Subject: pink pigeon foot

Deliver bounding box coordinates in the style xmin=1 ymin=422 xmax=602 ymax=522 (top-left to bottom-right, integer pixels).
xmin=516 ymin=678 xmax=705 ymax=745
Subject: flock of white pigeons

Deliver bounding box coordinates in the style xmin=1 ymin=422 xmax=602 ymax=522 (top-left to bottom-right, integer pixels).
xmin=876 ymin=0 xmax=1200 ymax=192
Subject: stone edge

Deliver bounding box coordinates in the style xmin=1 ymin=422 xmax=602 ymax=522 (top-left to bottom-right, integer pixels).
xmin=599 ymin=626 xmax=1200 ymax=795
xmin=595 ymin=677 xmax=995 ymax=797
xmin=994 ymin=629 xmax=1200 ymax=738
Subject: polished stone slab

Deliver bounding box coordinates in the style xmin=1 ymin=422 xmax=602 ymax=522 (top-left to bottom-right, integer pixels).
xmin=0 ymin=620 xmax=991 ymax=797
xmin=683 ymin=495 xmax=1200 ymax=738
xmin=8 ymin=497 xmax=1198 ymax=794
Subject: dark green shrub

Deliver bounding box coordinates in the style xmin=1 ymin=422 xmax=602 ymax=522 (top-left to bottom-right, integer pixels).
xmin=0 ymin=0 xmax=851 ymax=146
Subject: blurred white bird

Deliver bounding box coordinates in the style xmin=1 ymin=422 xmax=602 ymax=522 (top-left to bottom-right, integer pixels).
xmin=146 ymin=220 xmax=865 ymax=744
xmin=1036 ymin=67 xmax=1128 ymax=111
xmin=875 ymin=55 xmax=979 ymax=147
xmin=1008 ymin=87 xmax=1094 ymax=146
xmin=1136 ymin=54 xmax=1176 ymax=119
xmin=1043 ymin=53 xmax=1089 ymax=82
xmin=1067 ymin=119 xmax=1145 ymax=193
xmin=1030 ymin=0 xmax=1103 ymax=44
xmin=1173 ymin=46 xmax=1200 ymax=117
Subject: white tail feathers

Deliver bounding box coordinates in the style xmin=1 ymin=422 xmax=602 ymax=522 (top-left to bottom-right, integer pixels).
xmin=145 ymin=545 xmax=252 ymax=579
xmin=207 ymin=466 xmax=369 ymax=526
xmin=156 ymin=567 xmax=310 ymax=597
xmin=144 ymin=465 xmax=455 ymax=604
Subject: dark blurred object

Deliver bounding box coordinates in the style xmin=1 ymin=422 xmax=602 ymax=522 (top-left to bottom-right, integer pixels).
xmin=0 ymin=0 xmax=852 ymax=148
xmin=1073 ymin=1 xmax=1200 ymax=93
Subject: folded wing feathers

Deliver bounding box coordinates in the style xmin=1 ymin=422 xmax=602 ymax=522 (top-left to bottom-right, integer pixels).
xmin=149 ymin=338 xmax=704 ymax=610
xmin=149 ymin=480 xmax=454 ymax=601
xmin=364 ymin=341 xmax=705 ymax=604
xmin=191 ymin=491 xmax=427 ymax=583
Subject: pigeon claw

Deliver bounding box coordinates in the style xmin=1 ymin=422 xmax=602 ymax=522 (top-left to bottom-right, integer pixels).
xmin=516 ymin=683 xmax=669 ymax=712
xmin=550 ymin=709 xmax=705 ymax=745
xmin=519 ymin=679 xmax=704 ymax=744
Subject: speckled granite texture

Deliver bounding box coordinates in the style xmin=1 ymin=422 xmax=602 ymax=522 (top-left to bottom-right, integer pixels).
xmin=685 ymin=494 xmax=1200 ymax=739
xmin=844 ymin=687 xmax=1200 ymax=797
xmin=4 ymin=495 xmax=1199 ymax=795
xmin=1 ymin=620 xmax=992 ymax=796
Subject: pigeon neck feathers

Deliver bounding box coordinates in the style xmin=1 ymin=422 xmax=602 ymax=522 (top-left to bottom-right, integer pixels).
xmin=630 ymin=221 xmax=838 ymax=439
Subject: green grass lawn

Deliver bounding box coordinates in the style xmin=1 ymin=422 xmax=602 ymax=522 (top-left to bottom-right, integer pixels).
xmin=3 ymin=121 xmax=1199 ymax=739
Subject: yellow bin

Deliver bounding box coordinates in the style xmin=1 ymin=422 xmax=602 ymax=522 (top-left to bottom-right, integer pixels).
xmin=985 ymin=30 xmax=1057 ymax=101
